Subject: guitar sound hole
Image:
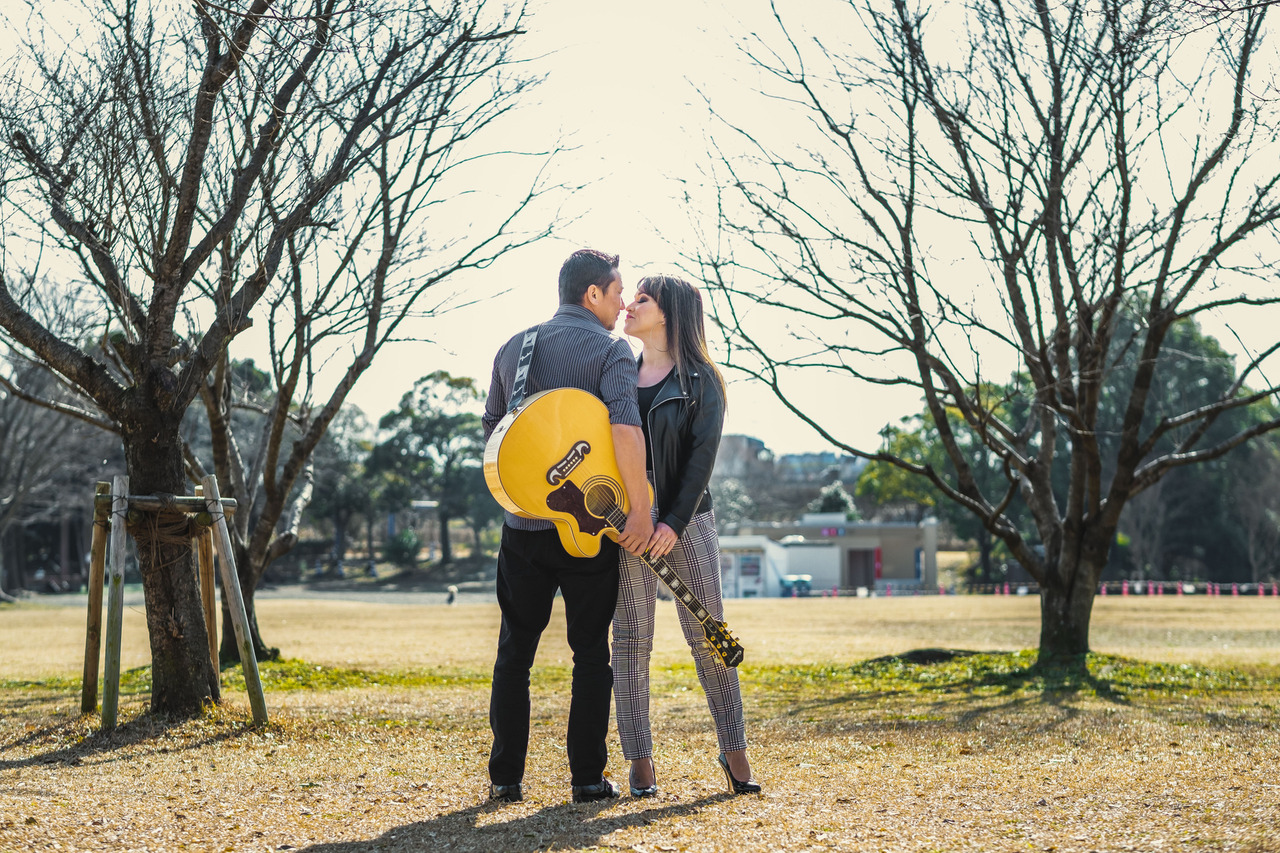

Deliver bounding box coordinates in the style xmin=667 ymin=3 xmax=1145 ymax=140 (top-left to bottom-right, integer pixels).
xmin=584 ymin=482 xmax=618 ymax=518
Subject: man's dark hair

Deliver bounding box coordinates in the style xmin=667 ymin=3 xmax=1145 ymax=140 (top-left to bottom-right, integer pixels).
xmin=559 ymin=249 xmax=620 ymax=305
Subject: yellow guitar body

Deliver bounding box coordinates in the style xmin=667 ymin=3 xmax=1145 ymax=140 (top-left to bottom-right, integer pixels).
xmin=484 ymin=387 xmax=746 ymax=668
xmin=484 ymin=388 xmax=643 ymax=559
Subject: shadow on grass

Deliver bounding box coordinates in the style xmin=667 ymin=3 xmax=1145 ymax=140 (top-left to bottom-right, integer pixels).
xmin=0 ymin=707 xmax=254 ymax=771
xmin=750 ymin=648 xmax=1280 ymax=734
xmin=0 ymin=661 xmax=281 ymax=770
xmin=0 ymin=656 xmax=503 ymax=771
xmin=866 ymin=647 xmax=1122 ymax=693
xmin=300 ymin=794 xmax=727 ymax=853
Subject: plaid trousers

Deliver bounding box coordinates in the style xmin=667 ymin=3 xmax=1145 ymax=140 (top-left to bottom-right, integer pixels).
xmin=612 ymin=506 xmax=747 ymax=759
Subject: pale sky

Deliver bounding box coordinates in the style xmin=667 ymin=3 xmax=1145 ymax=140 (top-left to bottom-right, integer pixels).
xmin=343 ymin=0 xmax=1280 ymax=460
xmin=9 ymin=1 xmax=1277 ymax=460
xmin=0 ymin=0 xmax=868 ymax=457
xmin=343 ymin=0 xmax=906 ymax=457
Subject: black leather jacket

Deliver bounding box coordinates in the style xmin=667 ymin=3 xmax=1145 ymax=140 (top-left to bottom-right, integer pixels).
xmin=646 ymin=362 xmax=725 ymax=538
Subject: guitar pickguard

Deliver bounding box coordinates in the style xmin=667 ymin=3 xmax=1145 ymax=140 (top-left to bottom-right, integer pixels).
xmin=545 ymin=480 xmax=610 ymax=536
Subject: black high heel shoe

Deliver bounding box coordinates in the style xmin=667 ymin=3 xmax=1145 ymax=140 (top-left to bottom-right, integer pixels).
xmin=717 ymin=752 xmax=762 ymax=795
xmin=629 ymin=760 xmax=659 ymax=798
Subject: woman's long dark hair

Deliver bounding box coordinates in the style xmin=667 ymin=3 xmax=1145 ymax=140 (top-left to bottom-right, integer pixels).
xmin=636 ymin=275 xmax=726 ymax=403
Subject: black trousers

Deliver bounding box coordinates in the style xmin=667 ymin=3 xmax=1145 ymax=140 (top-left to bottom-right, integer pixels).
xmin=488 ymin=526 xmax=620 ymax=787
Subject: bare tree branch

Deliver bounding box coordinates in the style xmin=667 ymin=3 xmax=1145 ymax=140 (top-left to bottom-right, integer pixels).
xmin=694 ymin=0 xmax=1280 ymax=662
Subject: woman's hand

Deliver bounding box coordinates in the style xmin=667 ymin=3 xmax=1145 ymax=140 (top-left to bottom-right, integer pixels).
xmin=645 ymin=522 xmax=679 ymax=559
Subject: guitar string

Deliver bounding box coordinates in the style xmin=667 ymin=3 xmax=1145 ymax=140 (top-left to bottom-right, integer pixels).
xmin=581 ymin=483 xmax=740 ymax=663
xmin=601 ymin=503 xmax=712 ymax=623
xmin=597 ymin=500 xmax=744 ymax=664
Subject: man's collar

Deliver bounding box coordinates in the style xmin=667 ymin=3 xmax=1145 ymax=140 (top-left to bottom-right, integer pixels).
xmin=554 ymin=303 xmax=606 ymax=329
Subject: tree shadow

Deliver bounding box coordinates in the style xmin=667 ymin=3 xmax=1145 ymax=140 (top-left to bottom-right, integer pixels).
xmin=298 ymin=794 xmax=728 ymax=853
xmin=0 ymin=709 xmax=259 ymax=771
xmin=765 ymin=648 xmax=1207 ymax=737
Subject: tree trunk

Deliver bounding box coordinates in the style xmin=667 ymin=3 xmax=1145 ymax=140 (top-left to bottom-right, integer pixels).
xmin=0 ymin=538 xmax=16 ymax=602
xmin=334 ymin=516 xmax=349 ymax=567
xmin=438 ymin=511 xmax=452 ymax=564
xmin=976 ymin=529 xmax=996 ymax=585
xmin=122 ymin=427 xmax=220 ymax=715
xmin=219 ymin=590 xmax=277 ymax=662
xmin=218 ymin=540 xmax=279 ymax=663
xmin=1036 ymin=550 xmax=1105 ymax=668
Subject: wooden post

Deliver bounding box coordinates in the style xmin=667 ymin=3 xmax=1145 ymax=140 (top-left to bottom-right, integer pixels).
xmin=200 ymin=474 xmax=268 ymax=726
xmin=80 ymin=482 xmax=111 ymax=714
xmin=101 ymin=475 xmax=129 ymax=730
xmin=194 ymin=485 xmax=219 ymax=678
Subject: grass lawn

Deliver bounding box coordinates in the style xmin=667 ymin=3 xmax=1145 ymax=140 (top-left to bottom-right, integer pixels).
xmin=2 ymin=594 xmax=1278 ymax=851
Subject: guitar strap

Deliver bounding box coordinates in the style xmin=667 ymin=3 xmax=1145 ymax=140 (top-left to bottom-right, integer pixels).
xmin=507 ymin=325 xmax=540 ymax=413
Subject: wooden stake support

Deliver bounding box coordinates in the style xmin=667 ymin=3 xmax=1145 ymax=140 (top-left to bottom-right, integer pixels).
xmin=201 ymin=474 xmax=268 ymax=726
xmin=80 ymin=482 xmax=110 ymax=714
xmin=194 ymin=485 xmax=219 ymax=678
xmin=91 ymin=493 xmax=238 ymax=516
xmin=101 ymin=475 xmax=129 ymax=730
xmin=80 ymin=477 xmax=263 ymax=729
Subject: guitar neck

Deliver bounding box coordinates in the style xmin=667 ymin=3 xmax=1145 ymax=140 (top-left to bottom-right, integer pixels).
xmin=604 ymin=506 xmax=713 ymax=626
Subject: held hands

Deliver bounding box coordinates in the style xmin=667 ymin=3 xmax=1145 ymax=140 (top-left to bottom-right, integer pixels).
xmin=644 ymin=522 xmax=679 ymax=560
xmin=617 ymin=509 xmax=655 ymax=556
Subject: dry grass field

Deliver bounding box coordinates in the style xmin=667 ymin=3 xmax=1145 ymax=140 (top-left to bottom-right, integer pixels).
xmin=3 ymin=593 xmax=1279 ymax=852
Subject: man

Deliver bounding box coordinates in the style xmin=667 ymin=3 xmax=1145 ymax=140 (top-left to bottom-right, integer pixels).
xmin=481 ymin=248 xmax=653 ymax=804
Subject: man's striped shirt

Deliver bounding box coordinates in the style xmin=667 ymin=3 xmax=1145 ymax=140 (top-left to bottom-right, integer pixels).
xmin=482 ymin=304 xmax=641 ymax=531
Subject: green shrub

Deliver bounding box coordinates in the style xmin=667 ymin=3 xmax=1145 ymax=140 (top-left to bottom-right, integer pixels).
xmin=384 ymin=529 xmax=421 ymax=567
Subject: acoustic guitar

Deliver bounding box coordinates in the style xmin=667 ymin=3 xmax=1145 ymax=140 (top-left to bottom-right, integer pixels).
xmin=484 ymin=387 xmax=744 ymax=668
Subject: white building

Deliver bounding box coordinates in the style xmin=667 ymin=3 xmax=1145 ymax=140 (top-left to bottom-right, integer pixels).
xmin=719 ymin=513 xmax=938 ymax=597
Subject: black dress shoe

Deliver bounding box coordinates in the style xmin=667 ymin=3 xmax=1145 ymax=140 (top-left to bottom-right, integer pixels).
xmin=717 ymin=753 xmax=762 ymax=795
xmin=489 ymin=782 xmax=523 ymax=802
xmin=571 ymin=779 xmax=620 ymax=803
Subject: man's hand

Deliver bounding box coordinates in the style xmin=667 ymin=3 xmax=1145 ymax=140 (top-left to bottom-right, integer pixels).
xmin=644 ymin=522 xmax=679 ymax=559
xmin=617 ymin=509 xmax=654 ymax=556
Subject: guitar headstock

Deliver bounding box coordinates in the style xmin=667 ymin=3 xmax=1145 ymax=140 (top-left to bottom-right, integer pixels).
xmin=702 ymin=619 xmax=745 ymax=668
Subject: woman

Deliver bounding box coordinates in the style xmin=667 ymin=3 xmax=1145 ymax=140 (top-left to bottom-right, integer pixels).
xmin=612 ymin=274 xmax=761 ymax=797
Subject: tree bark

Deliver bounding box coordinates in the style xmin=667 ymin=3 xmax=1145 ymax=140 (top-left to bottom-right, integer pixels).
xmin=1036 ymin=535 xmax=1109 ymax=666
xmin=218 ymin=540 xmax=279 ymax=663
xmin=122 ymin=421 xmax=220 ymax=713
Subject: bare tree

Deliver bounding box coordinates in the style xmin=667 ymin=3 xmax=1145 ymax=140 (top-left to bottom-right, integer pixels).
xmin=1235 ymin=441 xmax=1280 ymax=584
xmin=695 ymin=0 xmax=1280 ymax=664
xmin=1120 ymin=478 xmax=1171 ymax=582
xmin=0 ymin=357 xmax=79 ymax=600
xmin=0 ymin=0 xmax=553 ymax=713
xmin=0 ymin=284 xmax=122 ymax=600
xmin=174 ymin=5 xmax=555 ymax=662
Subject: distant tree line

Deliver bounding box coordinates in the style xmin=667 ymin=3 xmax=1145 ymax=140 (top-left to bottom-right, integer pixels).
xmin=707 ymin=314 xmax=1280 ymax=589
xmin=855 ymin=315 xmax=1280 ymax=588
xmin=305 ymin=370 xmax=503 ymax=577
xmin=0 ymin=365 xmax=502 ymax=600
xmin=7 ymin=334 xmax=1276 ymax=608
